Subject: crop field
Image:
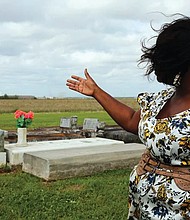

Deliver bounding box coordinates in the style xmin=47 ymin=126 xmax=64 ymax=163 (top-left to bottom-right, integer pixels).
xmin=0 ymin=98 xmax=139 ymax=130
xmin=0 ymin=97 xmax=138 ymax=113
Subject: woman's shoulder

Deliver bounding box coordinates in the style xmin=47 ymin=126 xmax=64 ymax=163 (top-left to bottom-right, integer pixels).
xmin=137 ymin=87 xmax=175 ymax=109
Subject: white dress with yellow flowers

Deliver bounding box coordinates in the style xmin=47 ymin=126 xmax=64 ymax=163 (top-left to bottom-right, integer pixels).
xmin=127 ymin=87 xmax=190 ymax=220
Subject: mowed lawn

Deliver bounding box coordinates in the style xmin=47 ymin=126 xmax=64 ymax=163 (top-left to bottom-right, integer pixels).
xmin=0 ymin=168 xmax=132 ymax=219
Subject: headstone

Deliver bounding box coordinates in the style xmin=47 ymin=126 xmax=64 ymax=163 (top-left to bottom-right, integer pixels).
xmin=0 ymin=152 xmax=6 ymax=165
xmin=83 ymin=118 xmax=100 ymax=132
xmin=70 ymin=116 xmax=78 ymax=129
xmin=60 ymin=116 xmax=78 ymax=129
xmin=97 ymin=121 xmax=106 ymax=130
xmin=0 ymin=130 xmax=4 ymax=152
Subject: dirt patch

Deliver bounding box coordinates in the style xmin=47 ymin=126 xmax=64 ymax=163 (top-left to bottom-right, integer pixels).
xmin=0 ymin=165 xmax=22 ymax=174
xmin=4 ymin=125 xmax=140 ymax=144
xmin=5 ymin=126 xmax=84 ymax=143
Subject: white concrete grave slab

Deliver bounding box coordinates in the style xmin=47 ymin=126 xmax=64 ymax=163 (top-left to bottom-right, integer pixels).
xmin=5 ymin=138 xmax=124 ymax=165
xmin=22 ymin=142 xmax=145 ymax=181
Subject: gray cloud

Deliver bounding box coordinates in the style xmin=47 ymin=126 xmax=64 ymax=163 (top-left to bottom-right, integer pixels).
xmin=0 ymin=0 xmax=189 ymax=97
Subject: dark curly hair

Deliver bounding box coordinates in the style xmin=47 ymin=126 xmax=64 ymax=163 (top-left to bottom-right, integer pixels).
xmin=139 ymin=14 xmax=190 ymax=86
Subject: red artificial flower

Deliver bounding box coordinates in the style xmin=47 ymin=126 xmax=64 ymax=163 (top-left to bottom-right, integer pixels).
xmin=14 ymin=110 xmax=34 ymax=128
xmin=25 ymin=111 xmax=34 ymax=119
xmin=14 ymin=110 xmax=26 ymax=119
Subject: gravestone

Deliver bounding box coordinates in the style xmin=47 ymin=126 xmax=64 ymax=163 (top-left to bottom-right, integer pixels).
xmin=83 ymin=118 xmax=100 ymax=132
xmin=0 ymin=130 xmax=6 ymax=164
xmin=0 ymin=130 xmax=4 ymax=152
xmin=60 ymin=116 xmax=78 ymax=129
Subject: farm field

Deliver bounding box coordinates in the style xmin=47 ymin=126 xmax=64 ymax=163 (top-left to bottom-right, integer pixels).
xmin=0 ymin=98 xmax=139 ymax=130
xmin=0 ymin=97 xmax=138 ymax=113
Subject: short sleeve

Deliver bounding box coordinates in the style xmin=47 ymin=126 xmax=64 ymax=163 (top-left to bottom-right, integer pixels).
xmin=137 ymin=92 xmax=155 ymax=111
xmin=137 ymin=88 xmax=176 ymax=121
xmin=137 ymin=88 xmax=176 ymax=111
xmin=136 ymin=92 xmax=158 ymax=122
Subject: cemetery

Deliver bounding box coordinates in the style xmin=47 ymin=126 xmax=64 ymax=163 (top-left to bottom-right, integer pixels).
xmin=0 ymin=103 xmax=142 ymax=219
xmin=0 ymin=116 xmax=145 ymax=181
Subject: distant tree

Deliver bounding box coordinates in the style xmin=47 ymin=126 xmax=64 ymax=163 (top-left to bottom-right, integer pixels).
xmin=3 ymin=94 xmax=9 ymax=99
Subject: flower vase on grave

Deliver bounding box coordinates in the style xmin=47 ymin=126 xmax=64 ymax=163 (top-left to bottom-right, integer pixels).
xmin=17 ymin=128 xmax=27 ymax=146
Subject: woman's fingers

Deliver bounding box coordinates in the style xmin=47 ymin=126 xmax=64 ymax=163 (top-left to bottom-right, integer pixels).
xmin=71 ymin=75 xmax=84 ymax=82
xmin=84 ymin=68 xmax=88 ymax=78
xmin=84 ymin=68 xmax=91 ymax=80
xmin=66 ymin=82 xmax=80 ymax=92
xmin=67 ymin=79 xmax=79 ymax=85
xmin=69 ymin=69 xmax=90 ymax=83
xmin=66 ymin=69 xmax=93 ymax=94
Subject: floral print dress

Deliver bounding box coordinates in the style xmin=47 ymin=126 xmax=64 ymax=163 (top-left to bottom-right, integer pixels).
xmin=128 ymin=87 xmax=190 ymax=220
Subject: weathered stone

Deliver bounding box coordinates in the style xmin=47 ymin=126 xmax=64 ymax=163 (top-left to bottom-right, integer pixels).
xmin=22 ymin=143 xmax=145 ymax=180
xmin=83 ymin=118 xmax=100 ymax=131
xmin=60 ymin=116 xmax=78 ymax=129
xmin=0 ymin=130 xmax=5 ymax=152
xmin=100 ymin=130 xmax=142 ymax=143
xmin=5 ymin=138 xmax=123 ymax=165
xmin=0 ymin=152 xmax=6 ymax=165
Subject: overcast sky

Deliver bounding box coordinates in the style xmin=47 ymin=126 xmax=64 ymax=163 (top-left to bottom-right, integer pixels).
xmin=0 ymin=0 xmax=189 ymax=97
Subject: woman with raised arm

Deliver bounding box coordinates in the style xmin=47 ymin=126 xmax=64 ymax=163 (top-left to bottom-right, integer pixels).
xmin=67 ymin=15 xmax=190 ymax=220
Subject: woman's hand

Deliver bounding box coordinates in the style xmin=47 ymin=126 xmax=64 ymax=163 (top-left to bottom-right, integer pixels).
xmin=66 ymin=68 xmax=140 ymax=134
xmin=66 ymin=68 xmax=98 ymax=96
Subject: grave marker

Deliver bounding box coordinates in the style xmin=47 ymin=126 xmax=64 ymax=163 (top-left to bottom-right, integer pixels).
xmin=60 ymin=116 xmax=78 ymax=129
xmin=0 ymin=130 xmax=4 ymax=152
xmin=83 ymin=118 xmax=100 ymax=131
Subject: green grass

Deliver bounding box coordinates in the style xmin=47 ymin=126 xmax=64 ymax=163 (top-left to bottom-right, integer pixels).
xmin=0 ymin=168 xmax=131 ymax=219
xmin=0 ymin=111 xmax=116 ymax=131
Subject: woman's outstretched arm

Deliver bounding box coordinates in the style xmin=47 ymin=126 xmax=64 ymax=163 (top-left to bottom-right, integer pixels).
xmin=66 ymin=68 xmax=141 ymax=134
